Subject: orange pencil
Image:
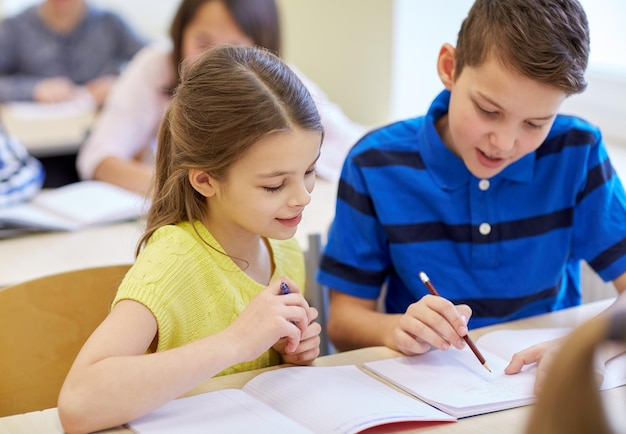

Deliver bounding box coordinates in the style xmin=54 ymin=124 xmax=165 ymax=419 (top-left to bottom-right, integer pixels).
xmin=419 ymin=271 xmax=491 ymax=373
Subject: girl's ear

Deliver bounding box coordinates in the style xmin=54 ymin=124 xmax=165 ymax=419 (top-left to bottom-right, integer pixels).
xmin=437 ymin=43 xmax=457 ymax=90
xmin=188 ymin=169 xmax=216 ymax=197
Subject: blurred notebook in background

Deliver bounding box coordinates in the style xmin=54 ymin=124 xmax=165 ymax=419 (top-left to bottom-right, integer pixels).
xmin=0 ymin=180 xmax=148 ymax=237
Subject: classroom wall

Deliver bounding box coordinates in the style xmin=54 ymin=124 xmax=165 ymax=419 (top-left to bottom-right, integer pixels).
xmin=1 ymin=0 xmax=624 ymax=139
xmin=276 ymin=0 xmax=392 ymax=129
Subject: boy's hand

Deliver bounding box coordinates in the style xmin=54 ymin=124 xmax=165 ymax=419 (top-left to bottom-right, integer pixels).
xmin=392 ymin=294 xmax=472 ymax=355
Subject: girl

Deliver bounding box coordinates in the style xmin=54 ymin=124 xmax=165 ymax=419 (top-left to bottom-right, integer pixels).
xmin=76 ymin=0 xmax=364 ymax=194
xmin=58 ymin=45 xmax=323 ymax=434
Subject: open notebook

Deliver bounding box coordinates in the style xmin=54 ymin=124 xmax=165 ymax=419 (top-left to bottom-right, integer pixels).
xmin=0 ymin=181 xmax=148 ymax=236
xmin=364 ymin=328 xmax=626 ymax=418
xmin=129 ymin=365 xmax=455 ymax=434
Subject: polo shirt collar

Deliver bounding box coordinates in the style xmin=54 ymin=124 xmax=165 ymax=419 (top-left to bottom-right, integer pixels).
xmin=423 ymin=90 xmax=535 ymax=191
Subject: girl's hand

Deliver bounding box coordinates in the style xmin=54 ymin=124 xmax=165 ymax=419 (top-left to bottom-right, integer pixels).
xmin=392 ymin=294 xmax=472 ymax=355
xmin=273 ymin=306 xmax=321 ymax=365
xmin=225 ymin=277 xmax=311 ymax=362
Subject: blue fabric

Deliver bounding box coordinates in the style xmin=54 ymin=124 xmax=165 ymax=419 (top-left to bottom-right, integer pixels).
xmin=0 ymin=130 xmax=44 ymax=207
xmin=317 ymin=90 xmax=626 ymax=329
xmin=0 ymin=4 xmax=146 ymax=101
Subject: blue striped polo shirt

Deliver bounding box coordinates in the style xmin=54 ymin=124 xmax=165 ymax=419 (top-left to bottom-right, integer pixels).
xmin=317 ymin=90 xmax=626 ymax=328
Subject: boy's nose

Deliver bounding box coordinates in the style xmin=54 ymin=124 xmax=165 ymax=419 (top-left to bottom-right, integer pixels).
xmin=489 ymin=128 xmax=516 ymax=152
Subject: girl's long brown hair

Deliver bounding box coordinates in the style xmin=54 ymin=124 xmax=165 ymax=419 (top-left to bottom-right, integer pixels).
xmin=137 ymin=45 xmax=322 ymax=255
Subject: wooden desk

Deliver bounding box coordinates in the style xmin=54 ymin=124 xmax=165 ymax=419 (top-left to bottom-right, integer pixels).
xmin=1 ymin=299 xmax=623 ymax=434
xmin=0 ymin=101 xmax=96 ymax=158
xmin=0 ymin=177 xmax=338 ymax=288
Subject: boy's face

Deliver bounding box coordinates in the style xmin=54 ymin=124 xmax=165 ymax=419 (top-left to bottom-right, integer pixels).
xmin=437 ymin=45 xmax=567 ymax=179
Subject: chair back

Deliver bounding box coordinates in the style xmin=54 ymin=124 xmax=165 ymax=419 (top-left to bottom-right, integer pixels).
xmin=304 ymin=233 xmax=334 ymax=355
xmin=0 ymin=264 xmax=131 ymax=417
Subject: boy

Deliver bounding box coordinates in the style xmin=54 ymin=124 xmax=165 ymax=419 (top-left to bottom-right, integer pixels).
xmin=317 ymin=0 xmax=626 ymax=384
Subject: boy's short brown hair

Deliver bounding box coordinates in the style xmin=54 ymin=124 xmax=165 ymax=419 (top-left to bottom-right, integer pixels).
xmin=454 ymin=0 xmax=590 ymax=95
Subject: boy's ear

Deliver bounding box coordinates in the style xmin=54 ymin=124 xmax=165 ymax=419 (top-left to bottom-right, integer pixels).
xmin=188 ymin=169 xmax=216 ymax=197
xmin=437 ymin=43 xmax=457 ymax=90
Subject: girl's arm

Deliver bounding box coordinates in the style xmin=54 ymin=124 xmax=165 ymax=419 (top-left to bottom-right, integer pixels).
xmin=58 ymin=282 xmax=312 ymax=434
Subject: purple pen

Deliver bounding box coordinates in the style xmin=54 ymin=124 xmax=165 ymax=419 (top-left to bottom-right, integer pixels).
xmin=280 ymin=281 xmax=290 ymax=295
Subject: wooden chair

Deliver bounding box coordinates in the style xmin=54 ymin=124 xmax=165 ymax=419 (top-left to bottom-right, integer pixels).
xmin=0 ymin=264 xmax=131 ymax=417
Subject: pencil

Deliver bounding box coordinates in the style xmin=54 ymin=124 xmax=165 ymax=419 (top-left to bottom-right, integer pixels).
xmin=419 ymin=271 xmax=491 ymax=373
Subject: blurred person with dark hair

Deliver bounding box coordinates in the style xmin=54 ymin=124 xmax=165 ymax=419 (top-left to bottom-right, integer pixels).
xmin=77 ymin=0 xmax=364 ymax=195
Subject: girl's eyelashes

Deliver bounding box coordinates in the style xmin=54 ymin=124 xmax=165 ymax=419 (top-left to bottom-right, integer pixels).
xmin=263 ymin=183 xmax=285 ymax=193
xmin=262 ymin=167 xmax=316 ymax=192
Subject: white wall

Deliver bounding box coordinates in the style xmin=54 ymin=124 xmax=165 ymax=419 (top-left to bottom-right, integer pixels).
xmin=389 ymin=0 xmax=472 ymax=121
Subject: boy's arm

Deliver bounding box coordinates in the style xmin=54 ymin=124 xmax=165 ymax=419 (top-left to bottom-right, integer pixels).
xmin=326 ymin=290 xmax=471 ymax=355
xmin=326 ymin=290 xmax=400 ymax=351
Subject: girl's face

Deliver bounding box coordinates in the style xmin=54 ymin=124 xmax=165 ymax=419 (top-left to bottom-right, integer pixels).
xmin=182 ymin=0 xmax=254 ymax=60
xmin=203 ymin=128 xmax=322 ymax=244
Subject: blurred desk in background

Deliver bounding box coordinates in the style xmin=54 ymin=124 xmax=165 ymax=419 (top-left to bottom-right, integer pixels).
xmin=0 ymin=99 xmax=97 ymax=187
xmin=0 ymin=100 xmax=96 ymax=157
xmin=0 ymin=177 xmax=337 ymax=288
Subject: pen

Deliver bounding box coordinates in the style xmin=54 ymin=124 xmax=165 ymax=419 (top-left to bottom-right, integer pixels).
xmin=419 ymin=271 xmax=491 ymax=373
xmin=279 ymin=282 xmax=298 ymax=325
xmin=280 ymin=281 xmax=290 ymax=295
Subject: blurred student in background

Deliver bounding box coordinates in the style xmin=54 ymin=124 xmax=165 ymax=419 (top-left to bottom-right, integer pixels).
xmin=0 ymin=122 xmax=44 ymax=207
xmin=0 ymin=0 xmax=146 ymax=106
xmin=76 ymin=0 xmax=365 ymax=195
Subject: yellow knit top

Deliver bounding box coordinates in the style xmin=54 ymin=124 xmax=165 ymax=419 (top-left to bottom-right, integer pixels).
xmin=112 ymin=221 xmax=305 ymax=376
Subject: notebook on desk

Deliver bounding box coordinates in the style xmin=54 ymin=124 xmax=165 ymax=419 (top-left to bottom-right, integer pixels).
xmin=129 ymin=365 xmax=455 ymax=434
xmin=0 ymin=180 xmax=148 ymax=236
xmin=364 ymin=328 xmax=626 ymax=419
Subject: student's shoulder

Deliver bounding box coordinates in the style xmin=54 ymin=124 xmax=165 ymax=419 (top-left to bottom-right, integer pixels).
xmin=84 ymin=3 xmax=128 ymax=22
xmin=349 ymin=116 xmax=426 ymax=156
xmin=547 ymin=113 xmax=602 ymax=144
xmin=143 ymin=222 xmax=200 ymax=256
xmin=129 ymin=42 xmax=172 ymax=67
xmin=83 ymin=4 xmax=142 ymax=33
xmin=0 ymin=5 xmax=38 ymax=29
